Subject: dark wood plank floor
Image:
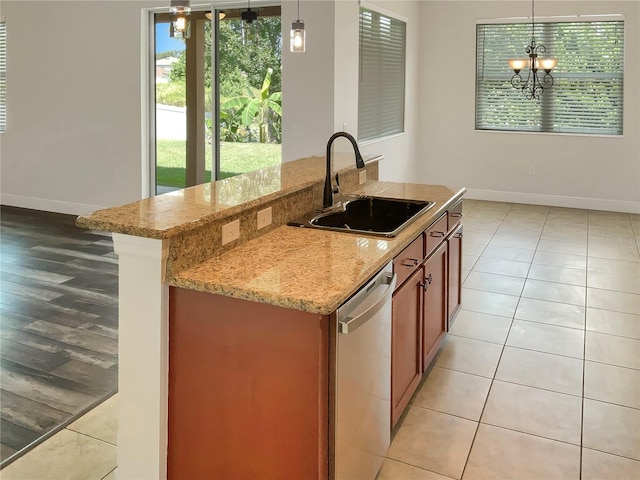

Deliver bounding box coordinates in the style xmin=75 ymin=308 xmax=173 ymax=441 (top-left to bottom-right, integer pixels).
xmin=0 ymin=206 xmax=118 ymax=466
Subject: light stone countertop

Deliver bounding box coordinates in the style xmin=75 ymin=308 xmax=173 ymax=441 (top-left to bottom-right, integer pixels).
xmin=77 ymin=153 xmax=464 ymax=314
xmin=170 ymin=182 xmax=465 ymax=315
xmin=76 ymin=154 xmax=381 ymax=239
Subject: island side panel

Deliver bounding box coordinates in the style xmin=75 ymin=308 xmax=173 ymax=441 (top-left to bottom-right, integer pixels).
xmin=168 ymin=287 xmax=330 ymax=479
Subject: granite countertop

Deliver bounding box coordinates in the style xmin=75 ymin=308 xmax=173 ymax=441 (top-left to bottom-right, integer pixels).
xmin=77 ymin=153 xmax=464 ymax=315
xmin=170 ymin=182 xmax=465 ymax=314
xmin=76 ymin=154 xmax=381 ymax=239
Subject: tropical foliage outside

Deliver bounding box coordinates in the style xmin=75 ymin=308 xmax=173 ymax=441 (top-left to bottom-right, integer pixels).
xmin=156 ymin=16 xmax=282 ymax=186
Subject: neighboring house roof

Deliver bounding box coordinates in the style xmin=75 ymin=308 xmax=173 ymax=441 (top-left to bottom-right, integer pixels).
xmin=156 ymin=56 xmax=179 ymax=67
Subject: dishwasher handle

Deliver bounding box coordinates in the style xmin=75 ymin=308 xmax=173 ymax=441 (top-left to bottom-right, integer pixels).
xmin=338 ymin=272 xmax=396 ymax=334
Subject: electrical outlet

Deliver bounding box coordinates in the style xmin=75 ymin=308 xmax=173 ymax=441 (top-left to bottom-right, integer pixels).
xmin=257 ymin=207 xmax=272 ymax=230
xmin=359 ymin=170 xmax=367 ymax=185
xmin=528 ymin=165 xmax=536 ymax=175
xmin=221 ymin=219 xmax=240 ymax=245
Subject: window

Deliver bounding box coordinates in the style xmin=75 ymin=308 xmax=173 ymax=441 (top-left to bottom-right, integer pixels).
xmin=476 ymin=19 xmax=624 ymax=135
xmin=358 ymin=7 xmax=406 ymax=142
xmin=0 ymin=20 xmax=6 ymax=133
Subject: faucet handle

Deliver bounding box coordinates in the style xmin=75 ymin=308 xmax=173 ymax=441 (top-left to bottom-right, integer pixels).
xmin=333 ymin=173 xmax=340 ymax=195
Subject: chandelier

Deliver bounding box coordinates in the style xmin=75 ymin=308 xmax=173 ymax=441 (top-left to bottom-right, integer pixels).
xmin=508 ymin=0 xmax=557 ymax=100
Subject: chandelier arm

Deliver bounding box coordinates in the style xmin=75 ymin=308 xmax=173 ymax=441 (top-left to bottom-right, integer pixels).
xmin=521 ymin=68 xmax=533 ymax=98
xmin=511 ymin=72 xmax=523 ymax=89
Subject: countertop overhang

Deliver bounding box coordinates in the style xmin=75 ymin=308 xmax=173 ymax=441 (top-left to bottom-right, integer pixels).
xmin=76 ymin=154 xmax=383 ymax=239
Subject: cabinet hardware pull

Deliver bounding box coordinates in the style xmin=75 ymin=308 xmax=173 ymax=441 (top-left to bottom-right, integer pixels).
xmin=450 ymin=212 xmax=462 ymax=218
xmin=420 ymin=274 xmax=433 ymax=291
xmin=430 ymin=231 xmax=445 ymax=237
xmin=401 ymin=258 xmax=420 ymax=267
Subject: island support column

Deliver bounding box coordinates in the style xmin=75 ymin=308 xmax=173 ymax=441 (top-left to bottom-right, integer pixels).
xmin=113 ymin=233 xmax=169 ymax=480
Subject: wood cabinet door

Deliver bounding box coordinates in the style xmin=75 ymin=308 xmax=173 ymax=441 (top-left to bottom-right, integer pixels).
xmin=391 ymin=268 xmax=423 ymax=427
xmin=422 ymin=242 xmax=448 ymax=371
xmin=448 ymin=224 xmax=463 ymax=329
xmin=168 ymin=288 xmax=330 ymax=480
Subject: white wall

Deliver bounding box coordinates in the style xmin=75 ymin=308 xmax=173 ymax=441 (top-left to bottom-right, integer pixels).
xmin=418 ymin=1 xmax=640 ymax=212
xmin=282 ymin=0 xmax=420 ymax=186
xmin=0 ymin=0 xmax=420 ymax=214
xmin=4 ymin=0 xmax=632 ymax=215
xmin=0 ymin=1 xmax=162 ymax=215
xmin=281 ymin=0 xmax=336 ymax=162
xmin=332 ymin=0 xmax=421 ymax=183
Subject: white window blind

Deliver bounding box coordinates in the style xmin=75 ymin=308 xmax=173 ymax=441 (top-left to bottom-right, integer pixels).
xmin=358 ymin=8 xmax=406 ymax=142
xmin=476 ymin=20 xmax=624 ymax=135
xmin=0 ymin=21 xmax=6 ymax=133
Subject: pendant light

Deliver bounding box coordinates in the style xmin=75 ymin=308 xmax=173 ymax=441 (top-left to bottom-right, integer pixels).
xmin=290 ymin=0 xmax=305 ymax=52
xmin=241 ymin=0 xmax=258 ymax=24
xmin=169 ymin=0 xmax=191 ymax=39
xmin=508 ymin=0 xmax=557 ymax=100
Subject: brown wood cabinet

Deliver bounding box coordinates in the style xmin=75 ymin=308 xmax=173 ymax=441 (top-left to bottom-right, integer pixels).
xmin=391 ymin=203 xmax=464 ymax=425
xmin=167 ymin=288 xmax=330 ymax=479
xmin=391 ymin=267 xmax=423 ymax=427
xmin=422 ymin=241 xmax=448 ymax=370
xmin=447 ymin=223 xmax=463 ymax=329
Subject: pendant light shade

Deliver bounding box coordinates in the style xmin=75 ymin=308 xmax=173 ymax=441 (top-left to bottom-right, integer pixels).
xmin=290 ymin=0 xmax=305 ymax=52
xmin=170 ymin=0 xmax=191 ymax=39
xmin=290 ymin=20 xmax=305 ymax=52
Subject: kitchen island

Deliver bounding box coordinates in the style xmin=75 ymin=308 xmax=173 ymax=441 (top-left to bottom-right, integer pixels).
xmin=77 ymin=154 xmax=465 ymax=479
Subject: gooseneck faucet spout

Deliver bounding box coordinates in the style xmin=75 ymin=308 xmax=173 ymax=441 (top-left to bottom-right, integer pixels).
xmin=323 ymin=132 xmax=366 ymax=209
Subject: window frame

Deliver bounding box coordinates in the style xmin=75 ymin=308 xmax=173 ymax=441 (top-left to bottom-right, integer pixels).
xmin=358 ymin=2 xmax=407 ymax=143
xmin=475 ymin=14 xmax=625 ymax=137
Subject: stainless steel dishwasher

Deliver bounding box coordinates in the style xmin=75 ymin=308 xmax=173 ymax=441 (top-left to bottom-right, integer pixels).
xmin=333 ymin=262 xmax=396 ymax=480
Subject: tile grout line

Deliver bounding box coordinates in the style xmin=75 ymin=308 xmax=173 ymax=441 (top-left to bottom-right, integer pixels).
xmin=459 ymin=202 xmax=524 ymax=480
xmin=579 ymin=211 xmax=592 ymax=480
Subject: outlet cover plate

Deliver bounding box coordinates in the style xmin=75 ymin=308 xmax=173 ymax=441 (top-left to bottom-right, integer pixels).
xmin=257 ymin=207 xmax=272 ymax=230
xmin=221 ymin=219 xmax=240 ymax=245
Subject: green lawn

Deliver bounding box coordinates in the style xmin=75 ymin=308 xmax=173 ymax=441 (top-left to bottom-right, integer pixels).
xmin=156 ymin=140 xmax=281 ymax=188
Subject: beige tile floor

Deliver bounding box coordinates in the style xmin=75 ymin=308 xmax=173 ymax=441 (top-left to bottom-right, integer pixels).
xmin=381 ymin=200 xmax=640 ymax=480
xmin=2 ymin=200 xmax=639 ymax=480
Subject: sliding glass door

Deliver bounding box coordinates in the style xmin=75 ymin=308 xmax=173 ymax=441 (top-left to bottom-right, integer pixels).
xmin=151 ymin=6 xmax=281 ymax=195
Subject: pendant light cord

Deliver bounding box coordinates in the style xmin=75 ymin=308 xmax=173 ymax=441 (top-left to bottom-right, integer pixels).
xmin=297 ymin=0 xmax=300 ymax=20
xmin=531 ymin=0 xmax=535 ymax=42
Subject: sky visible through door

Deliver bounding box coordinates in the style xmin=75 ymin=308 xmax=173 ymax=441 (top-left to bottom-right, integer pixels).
xmin=154 ymin=8 xmax=282 ymax=194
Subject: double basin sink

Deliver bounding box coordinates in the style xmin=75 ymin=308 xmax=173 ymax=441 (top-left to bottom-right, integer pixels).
xmin=288 ymin=195 xmax=435 ymax=238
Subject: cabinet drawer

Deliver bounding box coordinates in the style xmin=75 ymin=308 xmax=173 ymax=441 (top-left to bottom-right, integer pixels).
xmin=425 ymin=214 xmax=447 ymax=259
xmin=447 ymin=200 xmax=463 ymax=233
xmin=393 ymin=234 xmax=424 ymax=288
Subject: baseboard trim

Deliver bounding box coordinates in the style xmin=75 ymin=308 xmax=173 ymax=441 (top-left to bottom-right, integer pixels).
xmin=465 ymin=189 xmax=640 ymax=214
xmin=1 ymin=194 xmax=107 ymax=216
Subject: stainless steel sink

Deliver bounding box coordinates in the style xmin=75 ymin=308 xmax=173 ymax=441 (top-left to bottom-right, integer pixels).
xmin=288 ymin=195 xmax=435 ymax=237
